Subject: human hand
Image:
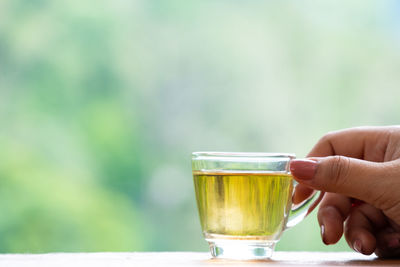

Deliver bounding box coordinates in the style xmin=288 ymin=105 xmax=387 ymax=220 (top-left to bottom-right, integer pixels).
xmin=290 ymin=126 xmax=400 ymax=258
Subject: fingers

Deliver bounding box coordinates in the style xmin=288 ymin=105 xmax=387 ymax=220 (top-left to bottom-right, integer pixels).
xmin=375 ymin=228 xmax=400 ymax=258
xmin=344 ymin=204 xmax=386 ymax=255
xmin=307 ymin=126 xmax=391 ymax=162
xmin=292 ymin=126 xmax=400 ymax=255
xmin=318 ymin=193 xmax=352 ymax=245
xmin=373 ymin=218 xmax=400 ymax=258
xmin=290 ymin=157 xmax=399 ymax=211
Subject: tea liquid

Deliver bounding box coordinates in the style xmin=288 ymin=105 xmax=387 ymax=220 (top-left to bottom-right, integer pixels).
xmin=193 ymin=171 xmax=293 ymax=238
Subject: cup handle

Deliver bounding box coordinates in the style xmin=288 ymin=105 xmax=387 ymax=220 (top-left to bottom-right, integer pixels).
xmin=285 ymin=181 xmax=325 ymax=229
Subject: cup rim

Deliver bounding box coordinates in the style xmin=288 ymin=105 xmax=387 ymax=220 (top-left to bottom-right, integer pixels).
xmin=192 ymin=151 xmax=296 ymax=159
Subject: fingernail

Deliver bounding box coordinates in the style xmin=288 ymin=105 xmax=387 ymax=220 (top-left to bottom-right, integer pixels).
xmin=321 ymin=224 xmax=327 ymax=245
xmin=353 ymin=240 xmax=363 ymax=253
xmin=290 ymin=159 xmax=317 ymax=180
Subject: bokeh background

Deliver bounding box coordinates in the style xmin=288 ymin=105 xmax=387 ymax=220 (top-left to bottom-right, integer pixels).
xmin=1 ymin=0 xmax=400 ymax=253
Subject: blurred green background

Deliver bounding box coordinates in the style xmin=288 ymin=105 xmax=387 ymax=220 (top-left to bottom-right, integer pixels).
xmin=1 ymin=0 xmax=400 ymax=253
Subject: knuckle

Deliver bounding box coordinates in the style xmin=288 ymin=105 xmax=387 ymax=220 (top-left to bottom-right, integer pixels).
xmin=318 ymin=205 xmax=345 ymax=221
xmin=327 ymin=156 xmax=351 ymax=189
xmin=320 ymin=131 xmax=335 ymax=144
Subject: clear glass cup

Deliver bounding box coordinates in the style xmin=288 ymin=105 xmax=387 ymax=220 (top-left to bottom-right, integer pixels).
xmin=192 ymin=152 xmax=319 ymax=260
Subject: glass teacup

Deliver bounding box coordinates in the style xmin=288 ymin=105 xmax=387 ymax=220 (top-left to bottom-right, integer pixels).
xmin=192 ymin=152 xmax=319 ymax=260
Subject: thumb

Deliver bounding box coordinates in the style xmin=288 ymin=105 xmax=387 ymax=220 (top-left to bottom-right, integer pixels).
xmin=290 ymin=157 xmax=397 ymax=207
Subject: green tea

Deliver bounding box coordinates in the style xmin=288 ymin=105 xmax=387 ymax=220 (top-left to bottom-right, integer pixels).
xmin=193 ymin=171 xmax=293 ymax=240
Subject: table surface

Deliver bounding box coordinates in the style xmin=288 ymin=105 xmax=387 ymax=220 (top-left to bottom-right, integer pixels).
xmin=0 ymin=252 xmax=399 ymax=267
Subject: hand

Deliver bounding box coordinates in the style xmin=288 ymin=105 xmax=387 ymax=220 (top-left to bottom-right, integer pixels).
xmin=290 ymin=126 xmax=400 ymax=258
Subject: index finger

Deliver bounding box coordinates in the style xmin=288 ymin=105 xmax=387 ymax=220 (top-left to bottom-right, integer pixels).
xmin=307 ymin=127 xmax=391 ymax=162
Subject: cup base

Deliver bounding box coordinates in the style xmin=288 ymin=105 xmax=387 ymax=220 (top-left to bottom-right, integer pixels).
xmin=208 ymin=240 xmax=276 ymax=260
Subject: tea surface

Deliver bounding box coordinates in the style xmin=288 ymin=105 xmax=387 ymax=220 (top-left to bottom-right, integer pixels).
xmin=193 ymin=171 xmax=293 ymax=239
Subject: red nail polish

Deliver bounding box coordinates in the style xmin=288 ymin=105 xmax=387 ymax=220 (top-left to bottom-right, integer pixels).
xmin=290 ymin=159 xmax=317 ymax=180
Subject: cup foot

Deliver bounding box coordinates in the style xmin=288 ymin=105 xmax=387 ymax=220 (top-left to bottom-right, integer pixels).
xmin=208 ymin=240 xmax=276 ymax=260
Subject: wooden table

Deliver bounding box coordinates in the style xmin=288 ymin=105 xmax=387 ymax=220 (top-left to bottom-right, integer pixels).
xmin=0 ymin=252 xmax=399 ymax=267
